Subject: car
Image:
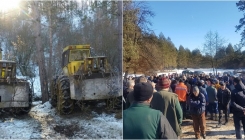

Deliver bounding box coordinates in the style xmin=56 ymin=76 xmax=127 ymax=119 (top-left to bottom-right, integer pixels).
xmin=182 ymin=70 xmax=193 ymax=76
xmin=223 ymin=71 xmax=233 ymax=76
xmin=193 ymin=71 xmax=205 ymax=76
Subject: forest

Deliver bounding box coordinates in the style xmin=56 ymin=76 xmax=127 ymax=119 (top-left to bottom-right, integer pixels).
xmin=123 ymin=1 xmax=245 ymax=74
xmin=0 ymin=0 xmax=122 ymax=102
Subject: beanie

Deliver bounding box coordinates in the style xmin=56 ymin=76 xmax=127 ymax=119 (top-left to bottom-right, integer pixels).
xmin=157 ymin=77 xmax=170 ymax=89
xmin=133 ymin=82 xmax=153 ymax=101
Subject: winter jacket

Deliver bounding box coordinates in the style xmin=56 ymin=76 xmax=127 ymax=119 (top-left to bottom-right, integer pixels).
xmin=206 ymin=86 xmax=217 ymax=103
xmin=198 ymin=86 xmax=208 ymax=103
xmin=123 ymin=102 xmax=178 ymax=139
xmin=231 ymin=82 xmax=245 ymax=117
xmin=224 ymin=76 xmax=229 ymax=83
xmin=189 ymin=93 xmax=206 ymax=115
xmin=151 ymin=90 xmax=183 ymax=136
xmin=217 ymin=88 xmax=231 ymax=106
xmin=175 ymin=83 xmax=188 ymax=102
xmin=125 ymin=90 xmax=134 ymax=109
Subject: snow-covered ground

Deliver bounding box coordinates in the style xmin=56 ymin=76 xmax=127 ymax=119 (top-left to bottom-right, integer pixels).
xmin=125 ymin=68 xmax=237 ymax=78
xmin=0 ymin=101 xmax=122 ymax=139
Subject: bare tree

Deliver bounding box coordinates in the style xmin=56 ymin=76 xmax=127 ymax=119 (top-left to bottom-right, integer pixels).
xmin=31 ymin=1 xmax=49 ymax=103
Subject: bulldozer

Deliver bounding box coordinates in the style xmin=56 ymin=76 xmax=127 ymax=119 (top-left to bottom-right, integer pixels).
xmin=50 ymin=45 xmax=121 ymax=115
xmin=0 ymin=51 xmax=32 ymax=114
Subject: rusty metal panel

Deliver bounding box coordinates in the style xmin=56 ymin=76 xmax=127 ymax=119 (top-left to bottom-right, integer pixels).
xmin=70 ymin=76 xmax=121 ymax=100
xmin=0 ymin=82 xmax=29 ymax=108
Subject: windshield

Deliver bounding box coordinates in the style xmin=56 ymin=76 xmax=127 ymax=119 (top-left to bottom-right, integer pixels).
xmin=69 ymin=49 xmax=90 ymax=61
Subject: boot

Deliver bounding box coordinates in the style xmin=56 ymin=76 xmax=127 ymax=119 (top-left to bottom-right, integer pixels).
xmin=217 ymin=119 xmax=222 ymax=127
xmin=209 ymin=113 xmax=214 ymax=120
xmin=223 ymin=121 xmax=228 ymax=125
xmin=214 ymin=114 xmax=218 ymax=121
xmin=201 ymin=133 xmax=206 ymax=139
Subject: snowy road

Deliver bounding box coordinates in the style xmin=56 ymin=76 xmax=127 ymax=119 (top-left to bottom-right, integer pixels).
xmin=0 ymin=101 xmax=122 ymax=139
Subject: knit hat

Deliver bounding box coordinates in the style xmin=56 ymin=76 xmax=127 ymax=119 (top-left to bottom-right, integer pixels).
xmin=157 ymin=77 xmax=170 ymax=89
xmin=133 ymin=82 xmax=153 ymax=101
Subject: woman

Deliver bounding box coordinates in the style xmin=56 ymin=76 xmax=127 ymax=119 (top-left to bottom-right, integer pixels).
xmin=189 ymin=86 xmax=206 ymax=139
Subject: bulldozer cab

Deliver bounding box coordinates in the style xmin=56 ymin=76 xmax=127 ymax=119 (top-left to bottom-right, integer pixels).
xmin=0 ymin=60 xmax=16 ymax=83
xmin=62 ymin=45 xmax=108 ymax=76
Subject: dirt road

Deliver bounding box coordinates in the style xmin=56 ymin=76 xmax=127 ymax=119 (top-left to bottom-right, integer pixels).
xmin=181 ymin=115 xmax=237 ymax=139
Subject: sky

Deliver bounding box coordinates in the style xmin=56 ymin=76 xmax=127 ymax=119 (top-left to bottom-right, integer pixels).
xmin=146 ymin=1 xmax=243 ymax=51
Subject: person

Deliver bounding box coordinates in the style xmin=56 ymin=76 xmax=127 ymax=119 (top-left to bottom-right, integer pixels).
xmin=125 ymin=76 xmax=147 ymax=109
xmin=175 ymin=78 xmax=188 ymax=119
xmin=189 ymin=86 xmax=206 ymax=139
xmin=217 ymin=81 xmax=231 ymax=127
xmin=123 ymin=80 xmax=135 ymax=110
xmin=123 ymin=82 xmax=178 ymax=139
xmin=206 ymin=78 xmax=218 ymax=120
xmin=230 ymin=77 xmax=245 ymax=139
xmin=151 ymin=77 xmax=183 ymax=138
xmin=197 ymin=80 xmax=209 ymax=116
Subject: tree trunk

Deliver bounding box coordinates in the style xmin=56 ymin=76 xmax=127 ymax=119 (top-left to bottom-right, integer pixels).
xmin=31 ymin=1 xmax=49 ymax=103
xmin=48 ymin=6 xmax=53 ymax=86
xmin=118 ymin=1 xmax=122 ymax=74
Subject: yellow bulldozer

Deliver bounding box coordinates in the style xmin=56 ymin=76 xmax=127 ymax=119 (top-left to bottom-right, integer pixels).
xmin=50 ymin=45 xmax=121 ymax=115
xmin=0 ymin=54 xmax=32 ymax=114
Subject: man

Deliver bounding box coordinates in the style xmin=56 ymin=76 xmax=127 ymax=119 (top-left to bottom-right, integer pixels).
xmin=151 ymin=77 xmax=183 ymax=137
xmin=123 ymin=82 xmax=177 ymax=139
xmin=231 ymin=77 xmax=245 ymax=139
xmin=206 ymin=78 xmax=218 ymax=120
xmin=123 ymin=80 xmax=135 ymax=110
xmin=189 ymin=86 xmax=206 ymax=139
xmin=217 ymin=82 xmax=231 ymax=127
xmin=175 ymin=78 xmax=188 ymax=119
xmin=197 ymin=80 xmax=209 ymax=116
xmin=125 ymin=76 xmax=147 ymax=109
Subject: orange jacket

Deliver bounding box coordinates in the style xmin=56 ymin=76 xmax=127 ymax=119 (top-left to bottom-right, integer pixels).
xmin=175 ymin=83 xmax=187 ymax=102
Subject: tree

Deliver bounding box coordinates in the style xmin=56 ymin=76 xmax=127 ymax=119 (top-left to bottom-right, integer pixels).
xmin=203 ymin=31 xmax=225 ymax=74
xmin=236 ymin=0 xmax=245 ymax=46
xmin=177 ymin=45 xmax=187 ymax=68
xmin=31 ymin=1 xmax=49 ymax=103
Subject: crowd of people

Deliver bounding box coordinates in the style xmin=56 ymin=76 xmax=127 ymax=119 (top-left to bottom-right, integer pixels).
xmin=123 ymin=72 xmax=245 ymax=139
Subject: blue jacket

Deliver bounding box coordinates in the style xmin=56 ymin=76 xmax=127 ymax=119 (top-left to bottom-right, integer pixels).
xmin=198 ymin=86 xmax=208 ymax=103
xmin=189 ymin=93 xmax=206 ymax=115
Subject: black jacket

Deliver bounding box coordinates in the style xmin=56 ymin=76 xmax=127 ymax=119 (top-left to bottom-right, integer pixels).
xmin=231 ymin=82 xmax=245 ymax=116
xmin=217 ymin=88 xmax=231 ymax=106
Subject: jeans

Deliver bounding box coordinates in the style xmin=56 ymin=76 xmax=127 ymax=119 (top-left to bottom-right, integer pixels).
xmin=207 ymin=102 xmax=218 ymax=114
xmin=180 ymin=101 xmax=187 ymax=118
xmin=233 ymin=115 xmax=245 ymax=139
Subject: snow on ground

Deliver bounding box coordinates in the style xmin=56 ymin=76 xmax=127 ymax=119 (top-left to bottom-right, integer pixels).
xmin=0 ymin=101 xmax=122 ymax=139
